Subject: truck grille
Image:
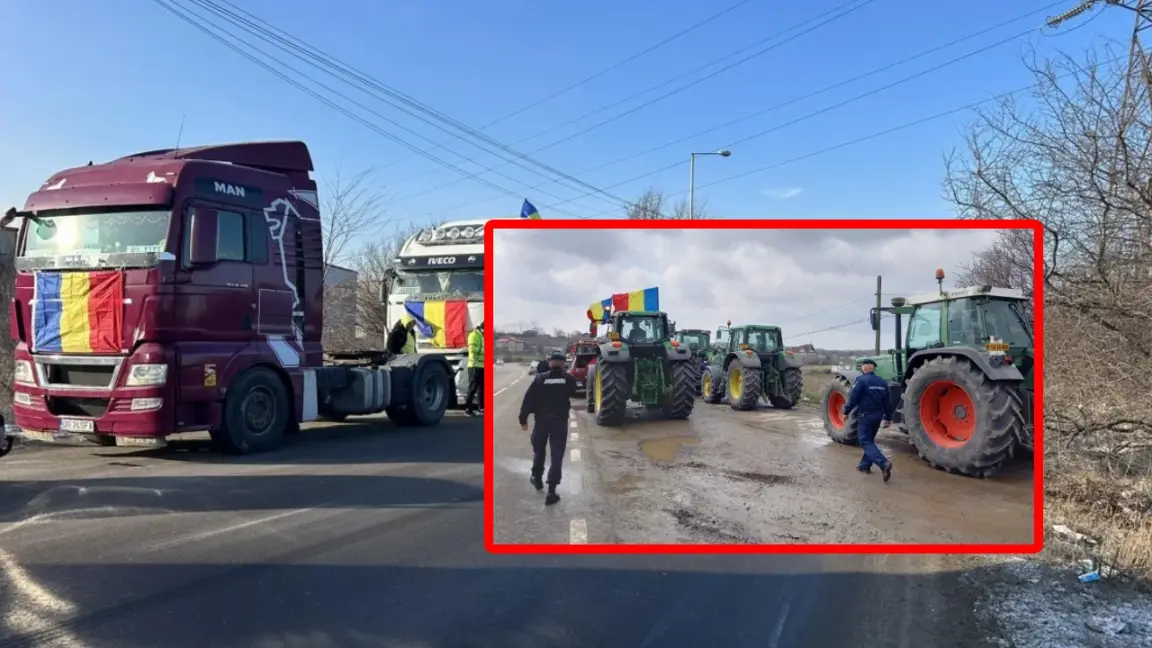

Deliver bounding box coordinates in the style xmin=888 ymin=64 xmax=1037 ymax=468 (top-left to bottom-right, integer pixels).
xmin=35 ymin=355 xmax=125 ymax=390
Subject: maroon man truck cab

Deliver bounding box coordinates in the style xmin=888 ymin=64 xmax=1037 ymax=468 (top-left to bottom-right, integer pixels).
xmin=5 ymin=141 xmax=453 ymax=453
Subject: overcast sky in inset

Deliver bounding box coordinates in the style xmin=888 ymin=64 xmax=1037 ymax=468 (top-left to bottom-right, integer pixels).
xmin=493 ymin=227 xmax=1009 ymax=349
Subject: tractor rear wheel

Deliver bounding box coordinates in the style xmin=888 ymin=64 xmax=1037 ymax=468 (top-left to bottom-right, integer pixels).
xmin=593 ymin=362 xmax=629 ymax=426
xmin=702 ymin=366 xmax=725 ymax=404
xmin=727 ymin=363 xmax=761 ymax=411
xmin=769 ymin=367 xmax=804 ymax=409
xmin=661 ymin=361 xmax=696 ymax=419
xmin=820 ymin=375 xmax=859 ymax=445
xmin=904 ymin=356 xmax=1024 ymax=477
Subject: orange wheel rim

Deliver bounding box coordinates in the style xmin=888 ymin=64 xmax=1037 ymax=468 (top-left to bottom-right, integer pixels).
xmin=828 ymin=391 xmax=846 ymax=428
xmin=918 ymin=379 xmax=976 ymax=448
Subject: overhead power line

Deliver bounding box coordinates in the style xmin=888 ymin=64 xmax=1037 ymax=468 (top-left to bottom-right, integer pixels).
xmin=176 ymin=0 xmax=645 ymax=214
xmin=386 ymin=0 xmax=880 ymax=205
xmin=432 ymin=2 xmax=1062 ymax=217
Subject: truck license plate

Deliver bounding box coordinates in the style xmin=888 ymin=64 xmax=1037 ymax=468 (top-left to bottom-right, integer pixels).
xmin=59 ymin=418 xmax=94 ymax=433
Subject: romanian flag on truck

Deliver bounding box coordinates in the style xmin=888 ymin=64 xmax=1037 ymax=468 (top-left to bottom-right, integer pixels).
xmin=586 ymin=287 xmax=659 ymax=323
xmin=404 ymin=299 xmax=469 ymax=348
xmin=32 ymin=271 xmax=124 ymax=353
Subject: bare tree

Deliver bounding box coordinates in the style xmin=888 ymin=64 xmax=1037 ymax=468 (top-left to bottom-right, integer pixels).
xmin=943 ymin=45 xmax=1152 ymax=476
xmin=319 ymin=164 xmax=389 ymax=351
xmin=344 ymin=222 xmax=425 ymax=351
xmin=626 ymin=187 xmax=709 ymax=219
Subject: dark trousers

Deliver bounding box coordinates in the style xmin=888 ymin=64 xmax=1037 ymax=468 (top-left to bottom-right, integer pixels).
xmin=531 ymin=418 xmax=569 ymax=486
xmin=465 ymin=367 xmax=484 ymax=409
xmin=857 ymin=413 xmax=890 ymax=470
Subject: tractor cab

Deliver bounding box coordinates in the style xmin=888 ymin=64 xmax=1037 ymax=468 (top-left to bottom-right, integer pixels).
xmin=864 ymin=282 xmax=1034 ymax=388
xmin=715 ymin=324 xmax=783 ymax=363
xmin=603 ymin=311 xmax=675 ymax=357
xmin=672 ymin=328 xmax=711 ymax=356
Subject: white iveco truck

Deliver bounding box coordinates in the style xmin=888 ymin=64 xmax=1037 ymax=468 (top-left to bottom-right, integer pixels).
xmin=381 ymin=220 xmax=486 ymax=405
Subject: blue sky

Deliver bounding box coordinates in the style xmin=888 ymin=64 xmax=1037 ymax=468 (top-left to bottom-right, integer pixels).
xmin=0 ymin=0 xmax=1129 ymax=234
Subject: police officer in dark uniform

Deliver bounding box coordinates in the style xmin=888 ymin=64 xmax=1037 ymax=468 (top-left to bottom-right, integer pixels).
xmin=519 ymin=350 xmax=578 ymax=505
xmin=843 ymin=358 xmax=895 ymax=482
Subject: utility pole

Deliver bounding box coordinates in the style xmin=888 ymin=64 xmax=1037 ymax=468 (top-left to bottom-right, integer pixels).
xmin=875 ymin=275 xmax=882 ymax=354
xmin=1048 ymin=0 xmax=1152 ymax=275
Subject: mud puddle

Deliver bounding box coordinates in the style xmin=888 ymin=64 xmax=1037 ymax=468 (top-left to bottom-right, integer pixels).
xmin=667 ymin=507 xmax=755 ymax=543
xmin=639 ymin=436 xmax=699 ymax=462
xmin=679 ymin=460 xmax=795 ymax=486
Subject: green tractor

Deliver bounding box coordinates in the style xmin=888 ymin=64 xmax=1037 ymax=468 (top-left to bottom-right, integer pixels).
xmin=671 ymin=328 xmax=711 ymax=395
xmin=586 ymin=310 xmax=697 ymax=426
xmin=819 ymin=270 xmax=1035 ymax=478
xmin=700 ymin=322 xmax=804 ymax=411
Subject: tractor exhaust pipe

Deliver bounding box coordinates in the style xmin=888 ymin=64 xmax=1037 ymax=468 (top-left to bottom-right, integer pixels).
xmin=893 ymin=311 xmax=904 ymax=377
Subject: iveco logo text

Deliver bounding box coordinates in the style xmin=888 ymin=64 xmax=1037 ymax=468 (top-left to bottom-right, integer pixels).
xmin=427 ymin=257 xmax=456 ymax=265
xmin=214 ymin=182 xmax=245 ymax=197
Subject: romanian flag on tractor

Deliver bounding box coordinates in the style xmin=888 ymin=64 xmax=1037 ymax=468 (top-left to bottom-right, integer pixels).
xmin=32 ymin=271 xmax=124 ymax=353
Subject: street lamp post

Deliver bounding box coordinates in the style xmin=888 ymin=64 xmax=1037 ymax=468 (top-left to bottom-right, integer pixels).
xmin=688 ymin=149 xmax=731 ymax=219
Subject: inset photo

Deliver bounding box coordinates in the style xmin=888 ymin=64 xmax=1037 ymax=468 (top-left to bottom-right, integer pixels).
xmin=485 ymin=219 xmax=1042 ymax=552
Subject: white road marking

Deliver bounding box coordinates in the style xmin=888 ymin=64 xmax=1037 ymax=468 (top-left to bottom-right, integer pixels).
xmin=570 ymin=432 xmax=579 ymax=441
xmin=494 ymin=387 xmax=508 ymax=397
xmin=494 ymin=369 xmax=528 ymax=398
xmin=570 ymin=419 xmax=578 ymax=428
xmin=570 ymin=518 xmax=588 ymax=544
xmin=766 ymin=597 xmax=793 ymax=648
xmin=0 ymin=548 xmax=86 ymax=647
xmin=570 ymin=449 xmax=582 ymax=462
xmin=144 ymin=507 xmax=319 ymax=551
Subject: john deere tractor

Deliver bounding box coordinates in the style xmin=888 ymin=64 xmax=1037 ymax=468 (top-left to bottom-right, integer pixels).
xmin=671 ymin=328 xmax=711 ymax=395
xmin=700 ymin=322 xmax=804 ymax=411
xmin=819 ymin=269 xmax=1035 ymax=478
xmin=586 ymin=310 xmax=696 ymax=426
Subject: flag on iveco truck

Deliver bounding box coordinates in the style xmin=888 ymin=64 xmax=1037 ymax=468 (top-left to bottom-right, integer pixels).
xmin=404 ymin=300 xmax=469 ymax=348
xmin=586 ymin=287 xmax=659 ymax=323
xmin=520 ymin=199 xmax=541 ymax=220
xmin=32 ymin=271 xmax=123 ymax=353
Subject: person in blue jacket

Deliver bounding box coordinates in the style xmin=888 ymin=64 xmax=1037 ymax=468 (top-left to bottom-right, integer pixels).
xmin=843 ymin=358 xmax=895 ymax=482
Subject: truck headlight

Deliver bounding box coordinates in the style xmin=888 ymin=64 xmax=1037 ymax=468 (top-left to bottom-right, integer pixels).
xmin=125 ymin=364 xmax=168 ymax=387
xmin=14 ymin=360 xmax=34 ymax=385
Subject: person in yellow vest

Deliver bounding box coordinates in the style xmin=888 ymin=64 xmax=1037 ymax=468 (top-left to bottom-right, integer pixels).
xmin=387 ymin=316 xmax=419 ymax=355
xmin=464 ymin=321 xmax=485 ymax=416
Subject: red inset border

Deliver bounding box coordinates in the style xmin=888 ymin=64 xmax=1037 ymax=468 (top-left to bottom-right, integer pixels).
xmin=483 ymin=218 xmax=1044 ymax=555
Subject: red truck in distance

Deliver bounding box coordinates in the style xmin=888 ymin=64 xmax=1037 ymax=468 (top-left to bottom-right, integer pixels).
xmin=567 ymin=339 xmax=598 ymax=397
xmin=4 ymin=141 xmax=453 ymax=453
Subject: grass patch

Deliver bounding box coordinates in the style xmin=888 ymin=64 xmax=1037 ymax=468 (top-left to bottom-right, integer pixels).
xmin=800 ymin=365 xmax=834 ymax=404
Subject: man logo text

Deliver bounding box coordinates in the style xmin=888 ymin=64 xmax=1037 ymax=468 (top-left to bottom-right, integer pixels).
xmin=214 ymin=182 xmax=245 ymax=197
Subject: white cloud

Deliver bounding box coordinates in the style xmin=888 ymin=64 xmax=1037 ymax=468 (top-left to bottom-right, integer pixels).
xmin=493 ymin=227 xmax=1018 ymax=349
xmin=761 ymin=187 xmax=804 ymax=200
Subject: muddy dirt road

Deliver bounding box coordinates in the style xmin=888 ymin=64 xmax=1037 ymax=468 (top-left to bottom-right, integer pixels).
xmin=492 ymin=365 xmax=1035 ymax=545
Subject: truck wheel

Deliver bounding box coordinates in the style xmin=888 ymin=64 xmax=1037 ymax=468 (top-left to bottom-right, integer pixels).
xmin=821 ymin=375 xmax=859 ymax=445
xmin=661 ymin=361 xmax=696 ymax=419
xmin=386 ymin=360 xmax=450 ymax=427
xmin=593 ymin=362 xmax=628 ymax=427
xmin=726 ymin=363 xmax=761 ymax=411
xmin=213 ymin=366 xmax=290 ymax=454
xmin=702 ymin=365 xmax=725 ymax=404
xmin=904 ymin=356 xmax=1023 ymax=478
xmin=769 ymin=367 xmax=804 ymax=409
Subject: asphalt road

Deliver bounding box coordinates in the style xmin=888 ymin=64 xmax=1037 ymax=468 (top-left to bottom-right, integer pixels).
xmin=0 ymin=363 xmax=1003 ymax=648
xmin=492 ymin=364 xmax=1034 ymax=546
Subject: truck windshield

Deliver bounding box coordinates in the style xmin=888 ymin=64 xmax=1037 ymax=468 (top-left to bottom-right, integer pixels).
xmin=393 ymin=270 xmax=483 ymax=298
xmin=981 ymin=299 xmax=1033 ymax=348
xmin=19 ymin=209 xmax=170 ymax=268
xmin=745 ymin=329 xmax=779 ymax=352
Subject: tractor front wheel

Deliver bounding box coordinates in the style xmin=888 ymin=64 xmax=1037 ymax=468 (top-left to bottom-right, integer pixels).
xmin=769 ymin=367 xmax=804 ymax=409
xmin=662 ymin=361 xmax=696 ymax=419
xmin=593 ymin=362 xmax=629 ymax=426
xmin=727 ymin=363 xmax=761 ymax=411
xmin=702 ymin=366 xmax=725 ymax=404
xmin=904 ymin=356 xmax=1024 ymax=477
xmin=820 ymin=375 xmax=860 ymax=445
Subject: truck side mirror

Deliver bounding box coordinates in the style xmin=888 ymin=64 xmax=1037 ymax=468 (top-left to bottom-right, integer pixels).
xmin=188 ymin=208 xmax=219 ymax=266
xmin=869 ymin=308 xmax=880 ymax=331
xmin=378 ymin=278 xmax=389 ymax=305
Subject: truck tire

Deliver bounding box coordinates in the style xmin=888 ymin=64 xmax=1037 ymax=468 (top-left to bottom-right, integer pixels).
xmin=769 ymin=367 xmax=804 ymax=409
xmin=821 ymin=375 xmax=859 ymax=445
xmin=702 ymin=365 xmax=725 ymax=404
xmin=726 ymin=363 xmax=761 ymax=411
xmin=661 ymin=361 xmax=696 ymax=419
xmin=593 ymin=363 xmax=628 ymax=427
xmin=213 ymin=366 xmax=291 ymax=454
xmin=386 ymin=360 xmax=450 ymax=427
xmin=903 ymin=356 xmax=1022 ymax=478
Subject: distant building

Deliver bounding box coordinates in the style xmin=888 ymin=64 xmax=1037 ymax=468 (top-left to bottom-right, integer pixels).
xmin=323 ymin=263 xmax=361 ymax=344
